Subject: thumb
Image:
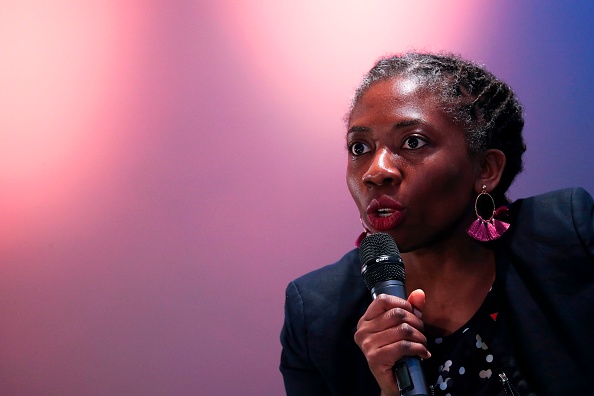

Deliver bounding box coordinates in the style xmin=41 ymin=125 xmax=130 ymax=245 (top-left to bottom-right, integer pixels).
xmin=407 ymin=289 xmax=426 ymax=319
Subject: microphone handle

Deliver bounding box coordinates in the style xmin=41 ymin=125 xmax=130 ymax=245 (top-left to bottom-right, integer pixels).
xmin=370 ymin=280 xmax=430 ymax=396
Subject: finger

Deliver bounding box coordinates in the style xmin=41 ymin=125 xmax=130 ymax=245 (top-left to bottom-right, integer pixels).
xmin=384 ymin=305 xmax=424 ymax=330
xmin=407 ymin=289 xmax=426 ymax=319
xmin=361 ymin=294 xmax=412 ymax=321
xmin=366 ymin=339 xmax=431 ymax=368
xmin=357 ymin=306 xmax=418 ymax=335
xmin=379 ymin=339 xmax=432 ymax=361
xmin=357 ymin=299 xmax=424 ymax=336
xmin=358 ymin=321 xmax=428 ymax=352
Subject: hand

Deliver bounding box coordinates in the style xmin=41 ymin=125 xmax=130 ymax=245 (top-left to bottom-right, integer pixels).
xmin=354 ymin=289 xmax=430 ymax=396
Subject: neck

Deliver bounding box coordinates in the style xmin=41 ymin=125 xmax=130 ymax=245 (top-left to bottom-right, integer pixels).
xmin=402 ymin=235 xmax=497 ymax=337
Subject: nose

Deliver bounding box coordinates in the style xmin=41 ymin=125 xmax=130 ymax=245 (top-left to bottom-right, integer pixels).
xmin=362 ymin=148 xmax=401 ymax=187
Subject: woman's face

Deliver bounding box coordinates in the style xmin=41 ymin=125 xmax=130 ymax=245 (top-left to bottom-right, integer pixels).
xmin=346 ymin=76 xmax=482 ymax=252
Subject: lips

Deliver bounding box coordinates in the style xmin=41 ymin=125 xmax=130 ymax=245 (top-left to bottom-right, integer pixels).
xmin=366 ymin=195 xmax=404 ymax=231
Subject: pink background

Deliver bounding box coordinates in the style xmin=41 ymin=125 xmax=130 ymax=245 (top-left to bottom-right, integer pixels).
xmin=1 ymin=1 xmax=593 ymax=394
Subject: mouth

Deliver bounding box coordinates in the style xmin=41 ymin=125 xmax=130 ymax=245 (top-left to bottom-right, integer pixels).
xmin=366 ymin=195 xmax=404 ymax=231
xmin=376 ymin=208 xmax=395 ymax=217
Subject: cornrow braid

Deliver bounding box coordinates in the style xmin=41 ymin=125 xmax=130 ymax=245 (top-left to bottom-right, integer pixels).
xmin=347 ymin=52 xmax=526 ymax=205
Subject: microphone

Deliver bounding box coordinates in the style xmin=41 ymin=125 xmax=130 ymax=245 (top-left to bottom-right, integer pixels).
xmin=359 ymin=232 xmax=429 ymax=396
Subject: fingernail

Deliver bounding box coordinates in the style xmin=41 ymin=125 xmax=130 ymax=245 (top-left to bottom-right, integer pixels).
xmin=413 ymin=308 xmax=422 ymax=319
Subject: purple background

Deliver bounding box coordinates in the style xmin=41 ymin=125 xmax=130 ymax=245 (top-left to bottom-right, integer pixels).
xmin=1 ymin=1 xmax=593 ymax=394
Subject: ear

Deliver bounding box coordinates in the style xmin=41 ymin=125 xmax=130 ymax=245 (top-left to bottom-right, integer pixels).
xmin=474 ymin=149 xmax=506 ymax=193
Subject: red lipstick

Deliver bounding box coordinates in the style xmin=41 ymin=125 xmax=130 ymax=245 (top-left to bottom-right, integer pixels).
xmin=366 ymin=195 xmax=404 ymax=231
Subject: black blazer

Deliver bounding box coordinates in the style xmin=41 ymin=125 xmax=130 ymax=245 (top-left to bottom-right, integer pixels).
xmin=280 ymin=188 xmax=594 ymax=396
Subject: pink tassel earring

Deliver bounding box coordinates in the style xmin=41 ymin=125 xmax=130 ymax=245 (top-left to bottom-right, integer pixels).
xmin=467 ymin=185 xmax=510 ymax=242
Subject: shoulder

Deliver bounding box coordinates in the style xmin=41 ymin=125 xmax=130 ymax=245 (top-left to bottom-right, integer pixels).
xmin=285 ymin=249 xmax=367 ymax=307
xmin=502 ymin=187 xmax=594 ymax=273
xmin=507 ymin=188 xmax=594 ymax=246
xmin=283 ymin=248 xmax=369 ymax=328
xmin=290 ymin=249 xmax=361 ymax=289
xmin=280 ymin=249 xmax=378 ymax=394
xmin=511 ymin=187 xmax=593 ymax=218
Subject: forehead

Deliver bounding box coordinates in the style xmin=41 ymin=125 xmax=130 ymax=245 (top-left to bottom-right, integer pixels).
xmin=347 ymin=76 xmax=471 ymax=148
xmin=350 ymin=76 xmax=443 ymax=122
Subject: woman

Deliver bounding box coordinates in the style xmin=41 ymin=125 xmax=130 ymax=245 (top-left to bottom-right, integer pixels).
xmin=279 ymin=52 xmax=594 ymax=395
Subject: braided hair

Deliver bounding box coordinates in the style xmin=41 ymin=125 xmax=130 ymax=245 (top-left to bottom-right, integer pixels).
xmin=347 ymin=52 xmax=526 ymax=205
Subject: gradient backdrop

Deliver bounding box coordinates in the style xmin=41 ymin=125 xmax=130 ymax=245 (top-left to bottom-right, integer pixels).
xmin=1 ymin=1 xmax=593 ymax=394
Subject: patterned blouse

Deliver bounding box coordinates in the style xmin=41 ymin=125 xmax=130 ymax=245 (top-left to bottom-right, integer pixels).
xmin=422 ymin=280 xmax=516 ymax=395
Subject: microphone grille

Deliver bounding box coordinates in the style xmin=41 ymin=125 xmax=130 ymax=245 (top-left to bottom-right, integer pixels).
xmin=359 ymin=233 xmax=405 ymax=290
xmin=359 ymin=232 xmax=399 ymax=264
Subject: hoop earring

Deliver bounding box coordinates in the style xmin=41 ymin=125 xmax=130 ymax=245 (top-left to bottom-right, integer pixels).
xmin=355 ymin=217 xmax=372 ymax=247
xmin=467 ymin=185 xmax=510 ymax=241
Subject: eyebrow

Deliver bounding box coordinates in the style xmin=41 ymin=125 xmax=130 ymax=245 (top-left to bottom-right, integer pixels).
xmin=346 ymin=125 xmax=370 ymax=134
xmin=346 ymin=118 xmax=424 ymax=135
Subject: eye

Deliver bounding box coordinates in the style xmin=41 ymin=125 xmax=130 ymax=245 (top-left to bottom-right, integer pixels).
xmin=349 ymin=142 xmax=371 ymax=156
xmin=401 ymin=135 xmax=427 ymax=150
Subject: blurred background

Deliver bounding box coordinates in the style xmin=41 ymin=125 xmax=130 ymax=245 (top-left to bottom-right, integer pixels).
xmin=1 ymin=1 xmax=593 ymax=394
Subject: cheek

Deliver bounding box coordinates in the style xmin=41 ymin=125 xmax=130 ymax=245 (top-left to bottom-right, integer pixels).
xmin=423 ymin=164 xmax=475 ymax=217
xmin=346 ymin=168 xmax=365 ymax=211
xmin=428 ymin=154 xmax=475 ymax=189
